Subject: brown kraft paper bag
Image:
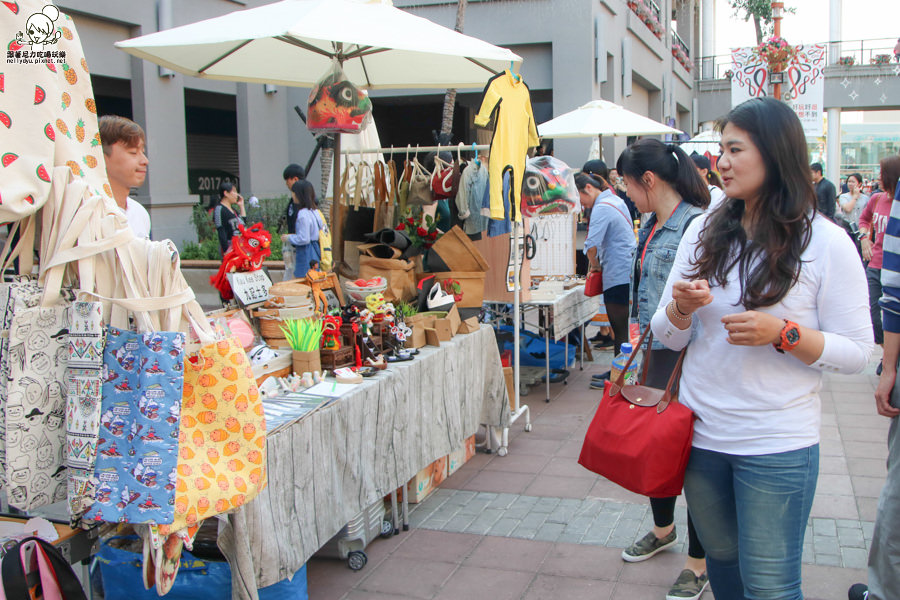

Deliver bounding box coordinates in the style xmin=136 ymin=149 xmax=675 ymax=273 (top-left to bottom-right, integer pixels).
xmin=358 ymin=255 xmax=416 ymax=302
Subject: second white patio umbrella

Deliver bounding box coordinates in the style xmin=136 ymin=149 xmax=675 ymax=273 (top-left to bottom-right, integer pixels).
xmin=537 ymin=100 xmax=682 ymax=139
xmin=677 ymin=129 xmax=721 ymax=156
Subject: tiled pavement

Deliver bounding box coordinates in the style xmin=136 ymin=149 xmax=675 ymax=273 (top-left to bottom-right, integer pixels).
xmin=307 ymin=347 xmax=888 ymax=599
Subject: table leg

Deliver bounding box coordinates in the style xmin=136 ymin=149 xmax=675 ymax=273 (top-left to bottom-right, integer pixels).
xmin=544 ymin=307 xmax=551 ymax=403
xmin=580 ymin=322 xmax=585 ymax=371
xmin=402 ymin=486 xmax=409 ymax=531
xmin=390 ymin=489 xmax=400 ymax=535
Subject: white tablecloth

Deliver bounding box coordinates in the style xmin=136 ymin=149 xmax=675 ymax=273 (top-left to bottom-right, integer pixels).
xmin=219 ymin=325 xmax=508 ymax=599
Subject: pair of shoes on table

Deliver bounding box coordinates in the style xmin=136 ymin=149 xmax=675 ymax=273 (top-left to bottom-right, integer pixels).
xmin=621 ymin=529 xmax=677 ymax=562
xmin=848 ymin=584 xmax=869 ymax=600
xmin=666 ymin=569 xmax=709 ymax=600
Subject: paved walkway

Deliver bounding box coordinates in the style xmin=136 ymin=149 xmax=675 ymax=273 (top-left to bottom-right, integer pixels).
xmin=306 ymin=346 xmax=888 ymax=599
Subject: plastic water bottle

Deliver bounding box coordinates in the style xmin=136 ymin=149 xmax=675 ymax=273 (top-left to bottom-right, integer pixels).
xmin=609 ymin=343 xmax=638 ymax=385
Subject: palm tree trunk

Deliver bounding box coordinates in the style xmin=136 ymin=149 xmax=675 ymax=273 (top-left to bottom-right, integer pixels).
xmin=440 ymin=0 xmax=468 ymax=136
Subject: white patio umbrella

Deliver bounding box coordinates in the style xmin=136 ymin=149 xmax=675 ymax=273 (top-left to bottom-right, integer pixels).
xmin=114 ymin=0 xmax=521 ymax=89
xmin=537 ymin=100 xmax=682 ymax=139
xmin=116 ymin=0 xmax=521 ymax=268
xmin=677 ymin=129 xmax=721 ymax=157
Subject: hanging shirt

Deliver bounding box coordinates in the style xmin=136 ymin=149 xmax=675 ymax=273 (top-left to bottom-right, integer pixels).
xmin=456 ymin=160 xmax=489 ymax=235
xmin=474 ymin=70 xmax=540 ymax=221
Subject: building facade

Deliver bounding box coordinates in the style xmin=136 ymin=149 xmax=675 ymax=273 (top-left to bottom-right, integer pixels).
xmin=64 ymin=0 xmax=705 ymax=247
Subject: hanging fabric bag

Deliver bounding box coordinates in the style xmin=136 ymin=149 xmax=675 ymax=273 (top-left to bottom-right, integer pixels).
xmin=407 ymin=159 xmax=434 ymax=206
xmin=157 ymin=306 xmax=268 ymax=536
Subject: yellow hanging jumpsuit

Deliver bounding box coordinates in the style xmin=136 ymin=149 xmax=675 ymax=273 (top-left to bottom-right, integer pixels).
xmin=474 ymin=70 xmax=540 ymax=222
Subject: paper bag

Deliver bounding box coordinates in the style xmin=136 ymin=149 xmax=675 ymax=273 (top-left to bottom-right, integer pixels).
xmin=358 ymin=255 xmax=416 ymax=302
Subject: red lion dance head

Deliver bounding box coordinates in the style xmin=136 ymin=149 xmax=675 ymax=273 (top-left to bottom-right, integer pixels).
xmin=210 ymin=223 xmax=272 ymax=300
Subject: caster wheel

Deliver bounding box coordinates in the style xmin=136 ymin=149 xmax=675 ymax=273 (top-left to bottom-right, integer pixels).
xmin=380 ymin=520 xmax=393 ymax=539
xmin=347 ymin=551 xmax=367 ymax=571
xmin=524 ymin=423 xmax=533 ymax=432
xmin=497 ymin=447 xmax=508 ymax=457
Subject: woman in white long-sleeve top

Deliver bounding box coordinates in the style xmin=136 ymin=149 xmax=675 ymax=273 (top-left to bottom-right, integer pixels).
xmin=650 ymin=97 xmax=874 ymax=600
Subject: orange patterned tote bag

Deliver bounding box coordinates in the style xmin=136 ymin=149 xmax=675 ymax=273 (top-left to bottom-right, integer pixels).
xmin=159 ymin=334 xmax=267 ymax=535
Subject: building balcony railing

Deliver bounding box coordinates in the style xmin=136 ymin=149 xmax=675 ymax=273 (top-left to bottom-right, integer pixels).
xmin=694 ymin=38 xmax=899 ymax=80
xmin=626 ymin=0 xmax=663 ymax=40
xmin=672 ymin=30 xmax=691 ymax=72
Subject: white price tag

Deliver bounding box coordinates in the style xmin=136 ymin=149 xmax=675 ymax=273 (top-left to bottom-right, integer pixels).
xmin=227 ymin=270 xmax=273 ymax=305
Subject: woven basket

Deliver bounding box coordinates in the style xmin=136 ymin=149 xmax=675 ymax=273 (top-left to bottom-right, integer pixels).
xmin=254 ymin=306 xmax=315 ymax=340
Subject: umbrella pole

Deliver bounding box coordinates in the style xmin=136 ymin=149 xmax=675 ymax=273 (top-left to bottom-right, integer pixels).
xmin=598 ymin=134 xmax=603 ymax=161
xmin=500 ymin=216 xmax=530 ymax=455
xmin=332 ymin=133 xmax=343 ymax=271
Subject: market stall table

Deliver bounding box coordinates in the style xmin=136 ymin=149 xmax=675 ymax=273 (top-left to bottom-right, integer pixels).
xmin=218 ymin=324 xmax=508 ymax=600
xmin=486 ymin=284 xmax=603 ymax=403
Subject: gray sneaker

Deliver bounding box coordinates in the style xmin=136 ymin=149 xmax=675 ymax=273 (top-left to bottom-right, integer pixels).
xmin=620 ymin=528 xmax=678 ymax=562
xmin=666 ymin=569 xmax=709 ymax=600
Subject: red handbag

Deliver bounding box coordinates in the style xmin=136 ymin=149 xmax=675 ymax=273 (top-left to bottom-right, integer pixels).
xmin=578 ymin=327 xmax=695 ymax=498
xmin=584 ymin=270 xmax=603 ymax=297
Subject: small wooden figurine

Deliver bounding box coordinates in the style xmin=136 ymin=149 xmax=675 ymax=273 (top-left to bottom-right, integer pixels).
xmin=306 ymin=260 xmax=329 ymax=313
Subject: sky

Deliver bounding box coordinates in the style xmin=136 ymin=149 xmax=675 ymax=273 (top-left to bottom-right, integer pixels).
xmin=713 ymin=0 xmax=898 ymax=56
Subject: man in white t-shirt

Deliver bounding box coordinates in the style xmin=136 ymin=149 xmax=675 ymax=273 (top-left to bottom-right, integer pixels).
xmin=100 ymin=115 xmax=151 ymax=239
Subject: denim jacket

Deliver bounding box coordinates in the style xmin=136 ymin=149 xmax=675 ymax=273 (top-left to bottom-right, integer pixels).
xmin=630 ymin=202 xmax=703 ymax=350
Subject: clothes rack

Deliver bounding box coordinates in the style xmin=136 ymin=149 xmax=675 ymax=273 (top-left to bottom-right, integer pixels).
xmin=339 ymin=143 xmax=491 ymax=155
xmin=336 ymin=140 xmax=530 ymax=455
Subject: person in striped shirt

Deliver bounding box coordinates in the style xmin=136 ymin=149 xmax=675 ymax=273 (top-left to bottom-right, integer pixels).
xmin=853 ymin=178 xmax=900 ymax=600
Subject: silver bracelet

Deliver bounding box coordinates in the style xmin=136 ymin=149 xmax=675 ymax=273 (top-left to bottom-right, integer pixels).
xmin=669 ymin=300 xmax=691 ymax=322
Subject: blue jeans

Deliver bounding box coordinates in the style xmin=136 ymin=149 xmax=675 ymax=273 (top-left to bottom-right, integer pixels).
xmin=684 ymin=445 xmax=819 ymax=600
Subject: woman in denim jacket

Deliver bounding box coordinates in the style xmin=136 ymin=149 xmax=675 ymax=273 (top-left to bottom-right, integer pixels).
xmin=617 ymin=139 xmax=711 ymax=600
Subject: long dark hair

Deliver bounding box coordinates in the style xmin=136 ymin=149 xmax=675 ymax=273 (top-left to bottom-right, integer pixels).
xmin=880 ymin=155 xmax=900 ymax=198
xmin=689 ymin=97 xmax=814 ymax=310
xmin=291 ymin=180 xmax=317 ymax=210
xmin=574 ymin=172 xmax=603 ymax=192
xmin=616 ymin=139 xmax=710 ymax=208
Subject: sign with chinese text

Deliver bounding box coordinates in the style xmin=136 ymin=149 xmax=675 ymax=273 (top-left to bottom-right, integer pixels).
xmin=227 ymin=270 xmax=272 ymax=306
xmin=731 ymin=44 xmax=826 ymax=136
